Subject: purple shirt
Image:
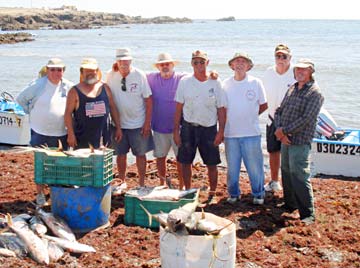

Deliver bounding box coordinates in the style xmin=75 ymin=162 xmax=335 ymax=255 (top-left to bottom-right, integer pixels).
xmin=147 ymin=72 xmax=184 ymax=133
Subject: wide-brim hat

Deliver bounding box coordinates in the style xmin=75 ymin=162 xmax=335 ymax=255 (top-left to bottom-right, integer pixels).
xmin=228 ymin=52 xmax=254 ymax=70
xmin=294 ymin=58 xmax=315 ymax=72
xmin=80 ymin=58 xmax=98 ymax=70
xmin=153 ymin=52 xmax=179 ymax=67
xmin=46 ymin=58 xmax=65 ymax=68
xmin=116 ymin=48 xmax=133 ymax=60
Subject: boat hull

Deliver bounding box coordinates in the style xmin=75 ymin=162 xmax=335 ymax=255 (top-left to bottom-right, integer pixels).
xmin=311 ymin=129 xmax=360 ymax=177
xmin=0 ymin=111 xmax=30 ymax=145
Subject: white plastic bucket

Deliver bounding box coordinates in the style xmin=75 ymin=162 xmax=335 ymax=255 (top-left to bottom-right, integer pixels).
xmin=160 ymin=212 xmax=236 ymax=268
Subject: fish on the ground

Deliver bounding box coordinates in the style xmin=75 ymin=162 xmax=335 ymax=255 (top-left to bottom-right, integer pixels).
xmin=127 ymin=186 xmax=198 ymax=201
xmin=42 ymin=238 xmax=64 ymax=262
xmin=0 ymin=232 xmax=28 ymax=258
xmin=43 ymin=235 xmax=96 ymax=253
xmin=0 ymin=247 xmax=17 ymax=257
xmin=36 ymin=207 xmax=76 ymax=242
xmin=29 ymin=216 xmax=47 ymax=236
xmin=5 ymin=214 xmax=49 ymax=264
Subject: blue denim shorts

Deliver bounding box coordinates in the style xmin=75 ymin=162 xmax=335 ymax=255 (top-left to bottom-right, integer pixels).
xmin=30 ymin=129 xmax=68 ymax=150
xmin=113 ymin=128 xmax=154 ymax=156
xmin=177 ymin=121 xmax=220 ymax=165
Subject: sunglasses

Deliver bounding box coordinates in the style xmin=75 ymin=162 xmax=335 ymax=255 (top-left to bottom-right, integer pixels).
xmin=48 ymin=68 xmax=63 ymax=72
xmin=159 ymin=62 xmax=170 ymax=67
xmin=193 ymin=60 xmax=206 ymax=65
xmin=275 ymin=54 xmax=288 ymax=60
xmin=121 ymin=77 xmax=126 ymax=91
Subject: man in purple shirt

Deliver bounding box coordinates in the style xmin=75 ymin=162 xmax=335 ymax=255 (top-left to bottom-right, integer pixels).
xmin=147 ymin=53 xmax=185 ymax=189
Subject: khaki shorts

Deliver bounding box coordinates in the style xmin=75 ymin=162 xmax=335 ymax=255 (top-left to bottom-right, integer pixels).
xmin=153 ymin=131 xmax=178 ymax=158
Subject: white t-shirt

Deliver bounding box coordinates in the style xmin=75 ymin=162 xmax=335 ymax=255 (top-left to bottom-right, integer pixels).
xmin=106 ymin=67 xmax=152 ymax=129
xmin=223 ymin=75 xmax=267 ymax=138
xmin=30 ymin=80 xmax=67 ymax=136
xmin=263 ymin=65 xmax=296 ymax=123
xmin=175 ymin=75 xmax=227 ymax=127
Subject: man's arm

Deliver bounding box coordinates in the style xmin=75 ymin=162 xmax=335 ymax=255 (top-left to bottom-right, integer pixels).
xmin=173 ymin=102 xmax=183 ymax=146
xmin=214 ymin=107 xmax=226 ymax=146
xmin=64 ymin=88 xmax=78 ymax=148
xmin=104 ymin=84 xmax=122 ymax=143
xmin=142 ymin=96 xmax=152 ymax=137
xmin=259 ymin=102 xmax=268 ymax=115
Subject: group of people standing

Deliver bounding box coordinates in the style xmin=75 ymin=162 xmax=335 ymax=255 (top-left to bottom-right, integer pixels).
xmin=16 ymin=44 xmax=323 ymax=225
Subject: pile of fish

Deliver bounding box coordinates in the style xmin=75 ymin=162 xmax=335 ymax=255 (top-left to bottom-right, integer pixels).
xmin=126 ymin=186 xmax=198 ymax=201
xmin=140 ymin=189 xmax=232 ymax=236
xmin=0 ymin=207 xmax=96 ymax=264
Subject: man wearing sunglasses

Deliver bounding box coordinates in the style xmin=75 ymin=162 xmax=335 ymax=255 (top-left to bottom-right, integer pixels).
xmin=174 ymin=50 xmax=227 ymax=204
xmin=263 ymin=44 xmax=296 ymax=193
xmin=16 ymin=58 xmax=73 ymax=206
xmin=106 ymin=48 xmax=154 ymax=188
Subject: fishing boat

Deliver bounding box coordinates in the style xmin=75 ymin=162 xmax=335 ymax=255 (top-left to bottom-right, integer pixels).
xmin=0 ymin=92 xmax=30 ymax=145
xmin=311 ymin=108 xmax=360 ymax=177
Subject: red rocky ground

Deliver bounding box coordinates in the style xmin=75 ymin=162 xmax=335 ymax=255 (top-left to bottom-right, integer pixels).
xmin=0 ymin=150 xmax=359 ymax=267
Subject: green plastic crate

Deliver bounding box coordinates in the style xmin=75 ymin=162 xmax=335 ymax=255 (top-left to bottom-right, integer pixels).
xmin=124 ymin=191 xmax=198 ymax=228
xmin=34 ymin=149 xmax=114 ymax=187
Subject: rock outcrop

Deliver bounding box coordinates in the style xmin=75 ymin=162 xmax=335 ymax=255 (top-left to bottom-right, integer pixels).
xmin=0 ymin=7 xmax=192 ymax=31
xmin=0 ymin=32 xmax=34 ymax=44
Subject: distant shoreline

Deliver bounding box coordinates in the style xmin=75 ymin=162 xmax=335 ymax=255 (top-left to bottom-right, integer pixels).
xmin=0 ymin=6 xmax=192 ymax=32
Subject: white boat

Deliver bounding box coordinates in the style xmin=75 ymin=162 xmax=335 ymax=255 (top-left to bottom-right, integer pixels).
xmin=311 ymin=108 xmax=359 ymax=177
xmin=0 ymin=92 xmax=30 ymax=145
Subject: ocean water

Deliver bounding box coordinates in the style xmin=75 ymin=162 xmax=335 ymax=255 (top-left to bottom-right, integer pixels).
xmin=1 ymin=19 xmax=360 ymax=128
xmin=1 ymin=19 xmax=360 ymax=165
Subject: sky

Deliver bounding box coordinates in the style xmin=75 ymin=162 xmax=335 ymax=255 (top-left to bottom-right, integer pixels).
xmin=0 ymin=0 xmax=359 ymax=20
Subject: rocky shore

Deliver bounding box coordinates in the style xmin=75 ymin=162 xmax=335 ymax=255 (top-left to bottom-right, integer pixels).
xmin=0 ymin=7 xmax=192 ymax=31
xmin=0 ymin=32 xmax=34 ymax=44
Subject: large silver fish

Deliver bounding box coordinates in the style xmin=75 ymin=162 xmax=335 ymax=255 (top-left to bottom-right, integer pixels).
xmin=36 ymin=207 xmax=76 ymax=242
xmin=29 ymin=216 xmax=47 ymax=236
xmin=6 ymin=214 xmax=50 ymax=264
xmin=0 ymin=232 xmax=28 ymax=258
xmin=0 ymin=247 xmax=17 ymax=257
xmin=139 ymin=204 xmax=169 ymax=227
xmin=166 ymin=189 xmax=200 ymax=233
xmin=42 ymin=238 xmax=64 ymax=262
xmin=127 ymin=187 xmax=198 ymax=201
xmin=42 ymin=235 xmax=96 ymax=253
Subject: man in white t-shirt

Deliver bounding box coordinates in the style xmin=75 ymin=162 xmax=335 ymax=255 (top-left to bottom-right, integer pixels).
xmin=106 ymin=48 xmax=154 ymax=188
xmin=223 ymin=52 xmax=268 ymax=205
xmin=263 ymin=44 xmax=296 ymax=192
xmin=173 ymin=50 xmax=227 ymax=204
xmin=16 ymin=58 xmax=73 ymax=206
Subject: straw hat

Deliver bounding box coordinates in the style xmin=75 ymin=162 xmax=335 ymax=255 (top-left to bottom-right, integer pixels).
xmin=153 ymin=53 xmax=179 ymax=67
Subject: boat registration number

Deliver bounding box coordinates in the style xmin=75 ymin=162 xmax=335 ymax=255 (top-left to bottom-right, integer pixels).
xmin=316 ymin=143 xmax=360 ymax=156
xmin=0 ymin=115 xmax=22 ymax=127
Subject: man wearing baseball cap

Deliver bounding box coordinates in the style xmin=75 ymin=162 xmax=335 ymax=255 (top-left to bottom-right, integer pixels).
xmin=263 ymin=44 xmax=296 ymax=192
xmin=64 ymin=58 xmax=122 ymax=149
xmin=274 ymin=58 xmax=324 ymax=225
xmin=16 ymin=57 xmax=73 ymax=206
xmin=173 ymin=50 xmax=227 ymax=204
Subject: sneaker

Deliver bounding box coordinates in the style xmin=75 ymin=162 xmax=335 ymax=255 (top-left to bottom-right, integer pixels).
xmin=206 ymin=195 xmax=217 ymax=205
xmin=253 ymin=197 xmax=264 ymax=205
xmin=226 ymin=196 xmax=240 ymax=204
xmin=265 ymin=181 xmax=283 ymax=192
xmin=301 ymin=216 xmax=315 ymax=225
xmin=36 ymin=193 xmax=48 ymax=207
xmin=112 ymin=182 xmax=127 ymax=196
